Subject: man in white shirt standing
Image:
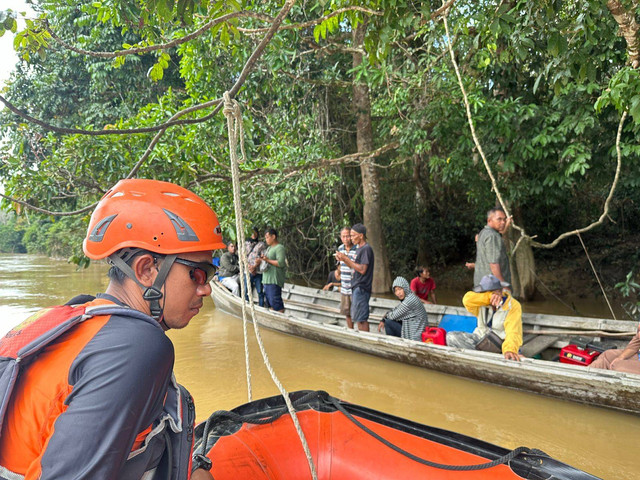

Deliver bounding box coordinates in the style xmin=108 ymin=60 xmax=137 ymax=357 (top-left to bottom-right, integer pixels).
xmin=336 ymin=227 xmax=357 ymax=328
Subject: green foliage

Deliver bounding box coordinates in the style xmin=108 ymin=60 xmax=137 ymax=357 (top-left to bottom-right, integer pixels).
xmin=0 ymin=9 xmax=18 ymax=37
xmin=20 ymin=216 xmax=86 ymax=260
xmin=0 ymin=213 xmax=26 ymax=253
xmin=46 ymin=216 xmax=87 ymax=260
xmin=616 ymin=270 xmax=640 ymax=321
xmin=595 ymin=67 xmax=640 ymax=121
xmin=23 ymin=220 xmax=52 ymax=254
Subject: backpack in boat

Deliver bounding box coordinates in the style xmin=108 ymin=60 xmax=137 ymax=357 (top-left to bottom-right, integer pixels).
xmin=0 ymin=298 xmax=150 ymax=433
xmin=475 ymin=330 xmax=503 ymax=354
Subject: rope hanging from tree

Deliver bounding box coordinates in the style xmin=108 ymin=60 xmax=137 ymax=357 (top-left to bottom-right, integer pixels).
xmin=222 ymin=91 xmax=319 ymax=480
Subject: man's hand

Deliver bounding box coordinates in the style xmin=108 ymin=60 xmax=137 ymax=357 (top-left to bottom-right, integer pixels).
xmin=505 ymin=215 xmax=513 ymax=230
xmin=335 ymin=251 xmax=345 ymax=262
xmin=322 ymin=284 xmax=330 ymax=291
xmin=503 ymin=351 xmax=521 ymax=361
xmin=489 ymin=291 xmax=503 ymax=308
xmin=464 ymin=262 xmax=475 ymax=270
xmin=192 ymin=468 xmax=214 ymax=480
xmin=377 ymin=321 xmax=385 ymax=333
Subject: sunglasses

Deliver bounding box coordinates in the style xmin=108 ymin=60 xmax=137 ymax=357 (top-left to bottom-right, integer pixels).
xmin=174 ymin=258 xmax=217 ymax=285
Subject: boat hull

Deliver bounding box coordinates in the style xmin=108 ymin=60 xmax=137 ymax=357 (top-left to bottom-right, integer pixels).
xmin=195 ymin=390 xmax=600 ymax=479
xmin=210 ymin=281 xmax=640 ymax=413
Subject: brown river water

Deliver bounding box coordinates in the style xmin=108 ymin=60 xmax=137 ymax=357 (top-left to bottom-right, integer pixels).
xmin=0 ymin=254 xmax=638 ymax=479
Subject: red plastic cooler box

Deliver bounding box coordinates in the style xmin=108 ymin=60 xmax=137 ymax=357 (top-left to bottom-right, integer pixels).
xmin=422 ymin=327 xmax=446 ymax=345
xmin=559 ymin=344 xmax=601 ymax=366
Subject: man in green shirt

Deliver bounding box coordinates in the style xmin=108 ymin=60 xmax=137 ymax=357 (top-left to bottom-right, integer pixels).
xmin=472 ymin=206 xmax=512 ymax=286
xmin=257 ymin=228 xmax=286 ymax=312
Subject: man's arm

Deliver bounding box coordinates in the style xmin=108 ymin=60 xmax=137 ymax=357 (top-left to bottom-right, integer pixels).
xmin=263 ymin=245 xmax=285 ymax=268
xmin=611 ymin=326 xmax=640 ymax=367
xmin=489 ymin=263 xmax=505 ymax=282
xmin=462 ymin=291 xmax=493 ymax=317
xmin=341 ymin=255 xmax=367 ymax=274
xmin=39 ymin=319 xmax=173 ymax=477
xmin=336 ymin=247 xmax=369 ymax=275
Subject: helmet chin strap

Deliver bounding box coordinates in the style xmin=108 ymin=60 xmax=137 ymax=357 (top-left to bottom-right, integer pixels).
xmin=108 ymin=252 xmax=178 ymax=323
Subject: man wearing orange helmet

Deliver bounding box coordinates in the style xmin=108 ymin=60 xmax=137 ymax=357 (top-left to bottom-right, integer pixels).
xmin=0 ymin=179 xmax=218 ymax=480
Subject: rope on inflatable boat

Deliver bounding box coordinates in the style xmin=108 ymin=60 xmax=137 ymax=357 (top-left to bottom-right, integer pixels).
xmin=326 ymin=395 xmax=545 ymax=471
xmin=222 ymin=90 xmax=319 ymax=480
xmin=196 ymin=391 xmax=545 ymax=473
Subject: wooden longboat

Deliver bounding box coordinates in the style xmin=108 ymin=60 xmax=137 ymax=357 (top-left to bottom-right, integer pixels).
xmin=210 ymin=281 xmax=640 ymax=414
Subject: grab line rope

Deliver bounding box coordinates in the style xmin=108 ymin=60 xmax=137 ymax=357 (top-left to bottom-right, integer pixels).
xmin=222 ymin=91 xmax=319 ymax=480
xmin=326 ymin=396 xmax=542 ymax=471
xmin=196 ymin=391 xmax=543 ymax=472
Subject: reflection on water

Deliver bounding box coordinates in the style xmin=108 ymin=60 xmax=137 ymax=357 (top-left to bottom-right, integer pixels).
xmin=1 ymin=254 xmax=638 ymax=479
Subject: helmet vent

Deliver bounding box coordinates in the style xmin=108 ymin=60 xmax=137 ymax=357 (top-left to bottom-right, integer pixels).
xmin=163 ymin=209 xmax=199 ymax=242
xmin=111 ymin=191 xmax=125 ymax=198
xmin=88 ymin=214 xmax=117 ymax=242
xmin=162 ymin=191 xmax=180 ymax=197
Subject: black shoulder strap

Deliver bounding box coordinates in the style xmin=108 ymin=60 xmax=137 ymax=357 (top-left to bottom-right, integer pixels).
xmin=64 ymin=294 xmax=97 ymax=306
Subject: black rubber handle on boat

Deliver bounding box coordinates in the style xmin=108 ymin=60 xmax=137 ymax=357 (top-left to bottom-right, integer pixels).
xmin=194 ymin=391 xmax=321 ymax=455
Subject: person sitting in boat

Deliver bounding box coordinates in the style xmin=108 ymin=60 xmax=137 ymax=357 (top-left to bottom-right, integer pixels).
xmin=218 ymin=241 xmax=241 ymax=296
xmin=410 ymin=265 xmax=437 ymax=304
xmin=378 ymin=276 xmax=429 ymax=341
xmin=591 ymin=322 xmax=640 ymax=374
xmin=323 ymin=265 xmax=341 ymax=291
xmin=446 ymin=274 xmax=523 ymax=361
xmin=0 ymin=179 xmax=216 ymax=479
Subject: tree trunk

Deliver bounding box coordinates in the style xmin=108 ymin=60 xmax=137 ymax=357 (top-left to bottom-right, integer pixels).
xmin=413 ymin=153 xmax=430 ymax=267
xmin=504 ymin=228 xmax=537 ymax=300
xmin=352 ymin=22 xmax=391 ymax=293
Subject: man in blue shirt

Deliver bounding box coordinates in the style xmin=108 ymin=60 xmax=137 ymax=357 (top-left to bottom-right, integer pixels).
xmin=336 ymin=223 xmax=374 ymax=332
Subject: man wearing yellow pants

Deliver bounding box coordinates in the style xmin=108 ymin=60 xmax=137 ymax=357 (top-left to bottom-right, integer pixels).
xmin=446 ymin=274 xmax=523 ymax=361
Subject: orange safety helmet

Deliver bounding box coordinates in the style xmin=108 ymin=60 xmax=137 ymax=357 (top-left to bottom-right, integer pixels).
xmin=83 ymin=178 xmax=226 ymax=259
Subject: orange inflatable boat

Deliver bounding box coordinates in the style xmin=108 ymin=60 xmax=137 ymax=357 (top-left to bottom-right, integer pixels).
xmin=194 ymin=390 xmax=599 ymax=479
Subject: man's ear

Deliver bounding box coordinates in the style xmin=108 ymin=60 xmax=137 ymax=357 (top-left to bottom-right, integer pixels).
xmin=131 ymin=254 xmax=157 ymax=287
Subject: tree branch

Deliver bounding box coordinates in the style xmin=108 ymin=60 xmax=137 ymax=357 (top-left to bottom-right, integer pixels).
xmin=280 ymin=70 xmax=352 ymax=88
xmin=195 ymin=142 xmax=400 ymax=186
xmin=44 ymin=11 xmax=272 ymax=59
xmin=0 ymin=93 xmax=222 ymax=135
xmin=606 ymin=0 xmax=640 ymax=68
xmin=236 ymin=6 xmax=382 ymax=34
xmin=0 ymin=192 xmax=98 ymax=216
xmin=528 ymin=111 xmax=627 ymax=249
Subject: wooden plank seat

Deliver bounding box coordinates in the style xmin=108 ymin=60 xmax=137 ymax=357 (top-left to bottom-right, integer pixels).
xmin=520 ymin=334 xmax=561 ymax=357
